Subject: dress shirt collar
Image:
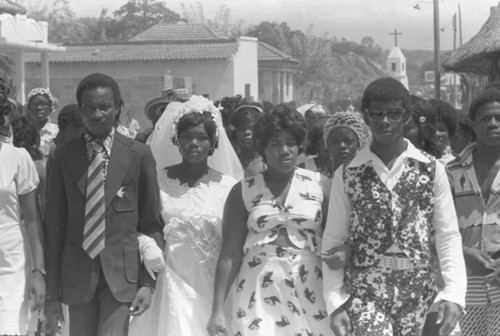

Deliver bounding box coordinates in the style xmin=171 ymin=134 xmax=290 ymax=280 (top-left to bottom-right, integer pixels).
xmin=84 ymin=128 xmax=115 ymax=161
xmin=452 ymin=142 xmax=475 ymax=167
xmin=348 ymin=138 xmax=430 ymax=168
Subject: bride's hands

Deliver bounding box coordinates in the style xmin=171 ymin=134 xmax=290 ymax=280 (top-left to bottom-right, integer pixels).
xmin=207 ymin=311 xmax=228 ymax=336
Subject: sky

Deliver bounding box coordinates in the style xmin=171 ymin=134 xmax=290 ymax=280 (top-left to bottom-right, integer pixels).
xmin=66 ymin=0 xmax=499 ymax=51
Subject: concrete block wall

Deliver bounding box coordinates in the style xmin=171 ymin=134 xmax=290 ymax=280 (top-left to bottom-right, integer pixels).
xmin=25 ymin=73 xmax=164 ymax=130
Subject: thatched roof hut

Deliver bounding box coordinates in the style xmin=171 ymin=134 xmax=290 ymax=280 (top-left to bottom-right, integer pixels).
xmin=442 ymin=2 xmax=500 ymax=78
xmin=0 ymin=0 xmax=26 ymax=15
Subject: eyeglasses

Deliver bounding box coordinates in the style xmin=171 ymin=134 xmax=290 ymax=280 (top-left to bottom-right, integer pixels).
xmin=365 ymin=108 xmax=406 ymax=122
xmin=31 ymin=102 xmax=51 ymax=109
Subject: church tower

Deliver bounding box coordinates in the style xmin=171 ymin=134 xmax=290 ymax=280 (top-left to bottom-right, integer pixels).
xmin=386 ymin=29 xmax=409 ymax=89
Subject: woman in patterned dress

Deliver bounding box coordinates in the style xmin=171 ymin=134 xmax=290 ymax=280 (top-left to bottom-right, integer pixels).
xmin=208 ymin=104 xmax=333 ymax=336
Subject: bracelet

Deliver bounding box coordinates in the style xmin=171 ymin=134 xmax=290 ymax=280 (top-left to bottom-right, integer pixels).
xmin=32 ymin=268 xmax=47 ymax=276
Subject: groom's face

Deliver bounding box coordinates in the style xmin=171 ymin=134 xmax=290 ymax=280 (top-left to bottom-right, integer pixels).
xmin=80 ymin=86 xmax=118 ymax=139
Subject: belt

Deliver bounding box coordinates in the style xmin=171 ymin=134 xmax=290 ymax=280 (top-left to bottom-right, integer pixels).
xmin=378 ymin=255 xmax=430 ymax=271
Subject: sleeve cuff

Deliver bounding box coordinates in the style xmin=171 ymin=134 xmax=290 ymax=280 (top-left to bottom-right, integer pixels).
xmin=325 ymin=287 xmax=350 ymax=315
xmin=433 ymin=289 xmax=465 ymax=310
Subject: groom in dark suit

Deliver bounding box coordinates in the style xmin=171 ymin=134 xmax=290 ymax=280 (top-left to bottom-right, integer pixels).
xmin=44 ymin=73 xmax=163 ymax=335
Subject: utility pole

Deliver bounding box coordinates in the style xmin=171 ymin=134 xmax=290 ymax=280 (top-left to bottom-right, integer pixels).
xmin=434 ymin=0 xmax=440 ymax=100
xmin=459 ymin=3 xmax=463 ymax=46
xmin=452 ymin=14 xmax=457 ymax=107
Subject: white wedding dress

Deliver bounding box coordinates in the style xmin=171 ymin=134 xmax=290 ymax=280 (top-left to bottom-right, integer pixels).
xmin=129 ymin=169 xmax=237 ymax=336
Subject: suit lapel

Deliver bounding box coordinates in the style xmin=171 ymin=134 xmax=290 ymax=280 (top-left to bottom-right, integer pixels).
xmin=105 ymin=133 xmax=133 ymax=210
xmin=63 ymin=135 xmax=88 ymax=196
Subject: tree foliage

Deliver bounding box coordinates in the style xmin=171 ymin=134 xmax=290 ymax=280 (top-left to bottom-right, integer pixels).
xmin=181 ymin=3 xmax=246 ymax=38
xmin=20 ymin=0 xmax=183 ymax=43
xmin=108 ymin=0 xmax=183 ymax=41
xmin=245 ymin=21 xmax=387 ymax=104
xmin=22 ymin=0 xmax=91 ymax=44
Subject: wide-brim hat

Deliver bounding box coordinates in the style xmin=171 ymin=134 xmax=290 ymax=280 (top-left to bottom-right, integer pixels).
xmin=145 ymin=88 xmax=192 ymax=121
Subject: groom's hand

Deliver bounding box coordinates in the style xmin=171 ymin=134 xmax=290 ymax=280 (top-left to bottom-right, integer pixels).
xmin=129 ymin=286 xmax=152 ymax=316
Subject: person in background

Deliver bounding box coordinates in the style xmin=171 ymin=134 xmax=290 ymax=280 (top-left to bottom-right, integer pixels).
xmin=26 ymin=88 xmax=58 ymax=158
xmin=208 ymin=104 xmax=333 ymax=336
xmin=54 ymin=104 xmax=84 ymax=147
xmin=429 ymin=99 xmax=458 ymax=164
xmin=228 ymin=102 xmax=265 ymax=177
xmin=215 ymin=94 xmax=242 ymax=130
xmin=447 ymin=87 xmax=500 ymax=336
xmin=11 ymin=112 xmax=45 ymax=208
xmin=300 ymin=115 xmax=333 ymax=177
xmin=323 ymin=78 xmax=466 ymax=336
xmin=404 ymin=95 xmax=442 ymax=158
xmin=297 ymin=102 xmax=328 ymax=129
xmin=136 ymin=88 xmax=192 ymax=144
xmin=450 ymin=114 xmax=476 ymax=156
xmin=322 ymin=111 xmax=367 ymax=174
xmin=0 ymin=79 xmax=45 ymax=336
xmin=404 ymin=98 xmax=461 ymax=336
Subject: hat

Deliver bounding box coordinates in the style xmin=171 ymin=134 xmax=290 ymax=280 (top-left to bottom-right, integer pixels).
xmin=323 ymin=111 xmax=367 ymax=148
xmin=145 ymin=88 xmax=192 ymax=121
xmin=297 ymin=102 xmax=327 ymax=117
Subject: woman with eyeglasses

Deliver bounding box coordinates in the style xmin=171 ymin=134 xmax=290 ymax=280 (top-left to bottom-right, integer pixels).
xmin=322 ymin=78 xmax=466 ymax=336
xmin=26 ymin=88 xmax=59 ymax=158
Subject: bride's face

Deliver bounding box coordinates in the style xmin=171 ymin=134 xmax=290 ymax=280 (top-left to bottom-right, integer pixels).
xmin=177 ymin=123 xmax=212 ymax=163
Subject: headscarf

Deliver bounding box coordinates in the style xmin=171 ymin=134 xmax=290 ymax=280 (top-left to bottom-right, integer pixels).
xmin=27 ymin=87 xmax=57 ymax=114
xmin=323 ymin=111 xmax=367 ymax=148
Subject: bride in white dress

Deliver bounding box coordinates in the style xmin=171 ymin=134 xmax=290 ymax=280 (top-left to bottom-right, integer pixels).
xmin=129 ymin=96 xmax=243 ymax=335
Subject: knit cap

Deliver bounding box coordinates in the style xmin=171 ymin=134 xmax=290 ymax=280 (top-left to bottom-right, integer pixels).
xmin=323 ymin=111 xmax=367 ymax=148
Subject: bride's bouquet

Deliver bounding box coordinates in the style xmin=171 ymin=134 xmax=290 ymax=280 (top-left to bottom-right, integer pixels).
xmin=164 ymin=213 xmax=222 ymax=267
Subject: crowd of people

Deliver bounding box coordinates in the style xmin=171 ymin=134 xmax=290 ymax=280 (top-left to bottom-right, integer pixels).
xmin=0 ymin=73 xmax=499 ymax=336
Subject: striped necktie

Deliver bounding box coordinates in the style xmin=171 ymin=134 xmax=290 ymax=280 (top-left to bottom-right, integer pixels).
xmin=82 ymin=151 xmax=106 ymax=259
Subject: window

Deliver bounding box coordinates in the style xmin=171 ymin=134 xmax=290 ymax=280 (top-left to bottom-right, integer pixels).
xmin=173 ymin=77 xmax=185 ymax=89
xmin=391 ymin=63 xmax=397 ymax=72
xmin=245 ymin=84 xmax=251 ymax=97
xmin=402 ymin=62 xmax=405 ymax=72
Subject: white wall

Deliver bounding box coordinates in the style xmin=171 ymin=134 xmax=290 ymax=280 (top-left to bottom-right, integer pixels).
xmin=232 ymin=36 xmax=258 ymax=98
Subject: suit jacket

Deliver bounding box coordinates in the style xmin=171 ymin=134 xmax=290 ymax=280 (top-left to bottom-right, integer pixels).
xmin=44 ymin=132 xmax=164 ymax=304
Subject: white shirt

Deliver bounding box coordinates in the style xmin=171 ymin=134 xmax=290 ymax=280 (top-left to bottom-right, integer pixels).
xmin=322 ymin=139 xmax=466 ymax=314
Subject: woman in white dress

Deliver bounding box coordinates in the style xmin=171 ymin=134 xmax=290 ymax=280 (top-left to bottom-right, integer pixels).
xmin=0 ymin=88 xmax=45 ymax=336
xmin=129 ymin=95 xmax=243 ymax=335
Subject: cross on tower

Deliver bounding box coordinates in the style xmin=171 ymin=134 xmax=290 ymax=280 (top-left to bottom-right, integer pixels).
xmin=389 ymin=29 xmax=403 ymax=47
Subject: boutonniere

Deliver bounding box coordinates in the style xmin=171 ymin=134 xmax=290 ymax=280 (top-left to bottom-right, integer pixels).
xmin=116 ymin=186 xmax=126 ymax=198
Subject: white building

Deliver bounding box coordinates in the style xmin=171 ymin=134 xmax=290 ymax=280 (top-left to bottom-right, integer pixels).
xmin=386 ymin=46 xmax=409 ymax=89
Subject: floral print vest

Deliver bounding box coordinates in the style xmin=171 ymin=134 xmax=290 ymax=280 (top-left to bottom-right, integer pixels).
xmin=343 ymin=156 xmax=436 ymax=267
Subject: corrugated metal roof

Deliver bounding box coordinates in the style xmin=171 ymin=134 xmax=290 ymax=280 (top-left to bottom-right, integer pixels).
xmin=25 ymin=41 xmax=238 ymax=63
xmin=130 ymin=23 xmax=230 ymax=42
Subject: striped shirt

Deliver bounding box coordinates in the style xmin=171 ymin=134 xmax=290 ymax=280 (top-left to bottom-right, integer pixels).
xmin=447 ymin=143 xmax=500 ymax=306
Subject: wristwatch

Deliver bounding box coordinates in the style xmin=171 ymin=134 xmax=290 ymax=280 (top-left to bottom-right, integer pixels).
xmin=32 ymin=268 xmax=47 ymax=276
